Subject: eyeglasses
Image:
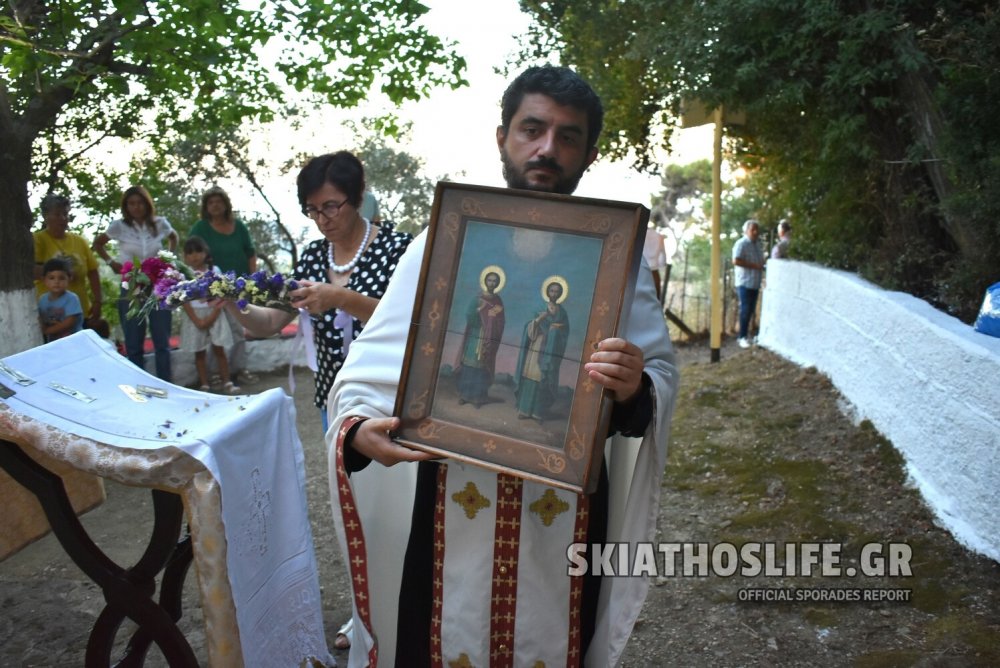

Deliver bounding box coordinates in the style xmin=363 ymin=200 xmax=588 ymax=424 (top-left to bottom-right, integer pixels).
xmin=303 ymin=199 xmax=349 ymax=221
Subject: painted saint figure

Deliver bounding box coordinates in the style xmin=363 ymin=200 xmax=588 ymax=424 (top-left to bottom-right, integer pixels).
xmin=455 ymin=265 xmax=507 ymax=407
xmin=515 ymin=275 xmax=570 ymax=421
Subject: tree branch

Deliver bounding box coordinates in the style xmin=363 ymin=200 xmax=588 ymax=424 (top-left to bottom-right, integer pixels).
xmin=0 ymin=34 xmax=98 ymax=59
xmin=16 ymin=11 xmax=155 ymax=138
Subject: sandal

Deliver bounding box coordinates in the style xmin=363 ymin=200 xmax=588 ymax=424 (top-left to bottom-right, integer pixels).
xmin=198 ymin=384 xmax=211 ymax=392
xmin=223 ymin=381 xmax=241 ymax=395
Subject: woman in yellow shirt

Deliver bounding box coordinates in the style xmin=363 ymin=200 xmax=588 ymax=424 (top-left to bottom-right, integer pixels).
xmin=33 ymin=194 xmax=103 ymax=327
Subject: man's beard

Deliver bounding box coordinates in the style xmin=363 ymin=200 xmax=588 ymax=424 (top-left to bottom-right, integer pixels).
xmin=500 ymin=149 xmax=585 ymax=195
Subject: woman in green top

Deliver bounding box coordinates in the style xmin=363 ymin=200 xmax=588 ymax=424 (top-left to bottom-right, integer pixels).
xmin=190 ymin=186 xmax=259 ymax=383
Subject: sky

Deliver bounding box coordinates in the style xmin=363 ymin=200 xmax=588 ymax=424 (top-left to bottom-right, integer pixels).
xmin=390 ymin=0 xmax=715 ymax=204
xmin=250 ymin=0 xmax=716 ymax=239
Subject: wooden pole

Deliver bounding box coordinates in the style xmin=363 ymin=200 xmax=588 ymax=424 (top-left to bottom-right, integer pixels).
xmin=709 ymin=106 xmax=724 ymax=362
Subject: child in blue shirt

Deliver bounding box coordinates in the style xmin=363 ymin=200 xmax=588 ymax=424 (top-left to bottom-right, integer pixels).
xmin=38 ymin=257 xmax=83 ymax=343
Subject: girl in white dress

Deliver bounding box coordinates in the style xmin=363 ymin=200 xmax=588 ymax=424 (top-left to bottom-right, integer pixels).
xmin=180 ymin=236 xmax=239 ymax=393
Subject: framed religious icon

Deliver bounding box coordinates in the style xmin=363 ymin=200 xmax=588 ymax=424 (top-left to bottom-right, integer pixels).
xmin=393 ymin=182 xmax=650 ymax=494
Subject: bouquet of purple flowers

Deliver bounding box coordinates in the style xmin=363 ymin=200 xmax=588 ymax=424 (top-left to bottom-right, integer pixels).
xmin=160 ymin=269 xmax=300 ymax=313
xmin=121 ymin=251 xmax=300 ymax=318
xmin=120 ymin=251 xmax=195 ymax=320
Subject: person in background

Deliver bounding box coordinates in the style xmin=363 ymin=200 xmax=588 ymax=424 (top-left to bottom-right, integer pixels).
xmin=771 ymin=220 xmax=792 ymax=259
xmin=221 ymin=154 xmax=412 ymax=652
xmin=33 ymin=194 xmax=103 ymax=328
xmin=180 ymin=236 xmax=239 ymax=394
xmin=94 ymin=185 xmax=179 ymax=381
xmin=38 ymin=257 xmax=83 ymax=343
xmin=190 ymin=186 xmax=259 ymax=385
xmin=732 ymin=218 xmax=765 ymax=348
xmin=221 ymin=152 xmax=411 ymax=425
xmin=643 ymin=225 xmax=668 ymax=299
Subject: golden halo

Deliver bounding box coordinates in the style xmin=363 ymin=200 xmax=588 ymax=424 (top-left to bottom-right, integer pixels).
xmin=479 ymin=265 xmax=506 ymax=293
xmin=541 ymin=275 xmax=569 ymax=304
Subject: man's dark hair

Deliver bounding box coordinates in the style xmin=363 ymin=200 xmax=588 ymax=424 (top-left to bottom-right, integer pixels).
xmin=297 ymin=151 xmax=366 ymax=211
xmin=43 ymin=257 xmax=71 ymax=277
xmin=500 ymin=65 xmax=604 ymax=153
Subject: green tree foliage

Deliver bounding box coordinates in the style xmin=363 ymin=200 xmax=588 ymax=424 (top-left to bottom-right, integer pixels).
xmin=351 ymin=120 xmax=440 ymax=235
xmin=1 ymin=0 xmax=466 ymax=294
xmin=519 ymin=0 xmax=1000 ymax=321
xmin=651 ymin=160 xmax=713 ymax=228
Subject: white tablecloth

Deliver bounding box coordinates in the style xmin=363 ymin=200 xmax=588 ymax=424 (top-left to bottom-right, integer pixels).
xmin=0 ymin=330 xmax=332 ymax=667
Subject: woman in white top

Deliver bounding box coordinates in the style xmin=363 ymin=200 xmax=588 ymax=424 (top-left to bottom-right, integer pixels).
xmin=94 ymin=185 xmax=179 ymax=381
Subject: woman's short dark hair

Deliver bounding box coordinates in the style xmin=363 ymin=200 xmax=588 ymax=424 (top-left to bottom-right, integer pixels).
xmin=500 ymin=65 xmax=604 ymax=153
xmin=296 ymin=151 xmax=366 ymax=211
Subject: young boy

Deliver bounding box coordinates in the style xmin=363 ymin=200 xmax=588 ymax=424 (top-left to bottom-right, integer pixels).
xmin=38 ymin=257 xmax=84 ymax=343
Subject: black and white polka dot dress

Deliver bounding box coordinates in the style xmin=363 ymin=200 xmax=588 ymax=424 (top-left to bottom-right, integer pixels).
xmin=294 ymin=223 xmax=412 ymax=409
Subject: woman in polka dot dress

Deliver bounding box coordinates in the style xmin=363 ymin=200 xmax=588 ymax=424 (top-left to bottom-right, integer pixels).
xmin=222 ymin=151 xmax=412 ymax=426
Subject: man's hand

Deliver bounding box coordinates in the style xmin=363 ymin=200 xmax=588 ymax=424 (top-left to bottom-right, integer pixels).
xmin=585 ymin=337 xmax=644 ymax=403
xmin=351 ymin=417 xmax=439 ymax=467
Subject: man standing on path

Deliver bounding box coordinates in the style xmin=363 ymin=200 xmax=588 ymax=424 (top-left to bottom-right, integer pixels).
xmin=732 ymin=219 xmax=765 ymax=348
xmin=327 ymin=65 xmax=679 ymax=667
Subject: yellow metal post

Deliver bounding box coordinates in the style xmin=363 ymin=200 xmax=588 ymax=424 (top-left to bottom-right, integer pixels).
xmin=709 ymin=106 xmax=723 ymax=362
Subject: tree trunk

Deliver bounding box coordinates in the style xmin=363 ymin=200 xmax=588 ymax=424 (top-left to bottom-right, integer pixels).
xmin=894 ymin=37 xmax=982 ymax=259
xmin=0 ymin=140 xmax=45 ymax=356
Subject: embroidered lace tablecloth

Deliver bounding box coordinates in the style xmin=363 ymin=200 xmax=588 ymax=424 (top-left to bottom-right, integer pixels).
xmin=0 ymin=330 xmax=333 ymax=667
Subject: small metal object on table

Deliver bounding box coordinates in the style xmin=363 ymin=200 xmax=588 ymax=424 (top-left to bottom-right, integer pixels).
xmin=0 ymin=438 xmax=198 ymax=667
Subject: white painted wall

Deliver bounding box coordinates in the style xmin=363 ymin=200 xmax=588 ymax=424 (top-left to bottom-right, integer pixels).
xmin=759 ymin=260 xmax=1000 ymax=561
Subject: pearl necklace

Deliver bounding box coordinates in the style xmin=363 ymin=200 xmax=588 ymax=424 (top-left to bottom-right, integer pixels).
xmin=327 ymin=219 xmax=371 ymax=274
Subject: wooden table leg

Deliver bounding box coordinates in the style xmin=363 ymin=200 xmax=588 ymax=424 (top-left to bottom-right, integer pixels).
xmin=0 ymin=439 xmax=198 ymax=667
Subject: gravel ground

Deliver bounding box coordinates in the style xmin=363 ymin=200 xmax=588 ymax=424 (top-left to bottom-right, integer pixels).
xmin=1 ymin=338 xmax=998 ymax=666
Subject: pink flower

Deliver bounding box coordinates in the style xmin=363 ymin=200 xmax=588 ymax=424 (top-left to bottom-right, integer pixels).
xmin=140 ymin=256 xmax=170 ymax=284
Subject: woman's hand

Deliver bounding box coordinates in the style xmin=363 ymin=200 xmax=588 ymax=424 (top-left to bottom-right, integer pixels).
xmin=351 ymin=417 xmax=439 ymax=467
xmin=290 ymin=280 xmax=343 ymax=315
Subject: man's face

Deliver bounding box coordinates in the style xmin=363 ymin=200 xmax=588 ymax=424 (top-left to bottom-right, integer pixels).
xmin=485 ymin=272 xmax=500 ymax=292
xmin=746 ymin=223 xmax=760 ymax=242
xmin=497 ymin=93 xmax=598 ymax=195
xmin=546 ymin=282 xmax=563 ymax=303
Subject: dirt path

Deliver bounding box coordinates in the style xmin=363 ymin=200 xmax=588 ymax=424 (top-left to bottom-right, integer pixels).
xmin=622 ymin=340 xmax=1000 ymax=666
xmin=1 ymin=340 xmax=998 ymax=666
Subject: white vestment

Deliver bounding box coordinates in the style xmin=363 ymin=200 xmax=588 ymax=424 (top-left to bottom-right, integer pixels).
xmin=327 ymin=230 xmax=678 ymax=667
